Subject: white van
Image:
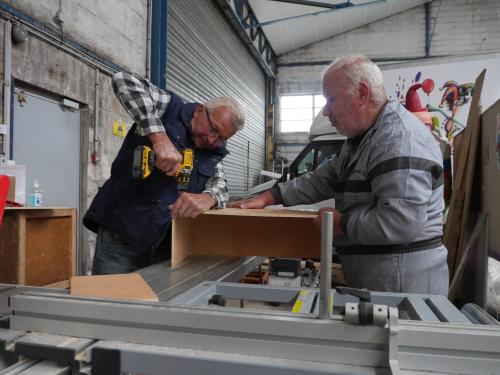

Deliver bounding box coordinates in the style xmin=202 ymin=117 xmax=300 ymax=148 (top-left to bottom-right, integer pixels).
xmin=246 ymin=113 xmax=346 ymax=197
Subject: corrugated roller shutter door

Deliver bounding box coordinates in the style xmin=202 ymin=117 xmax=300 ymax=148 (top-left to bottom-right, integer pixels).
xmin=166 ymin=0 xmax=266 ymax=196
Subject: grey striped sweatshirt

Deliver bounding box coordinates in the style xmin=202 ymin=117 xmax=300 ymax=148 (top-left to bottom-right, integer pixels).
xmin=278 ymin=98 xmax=444 ymax=254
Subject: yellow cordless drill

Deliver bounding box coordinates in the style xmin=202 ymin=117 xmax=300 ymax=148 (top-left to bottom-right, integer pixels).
xmin=132 ymin=146 xmax=194 ymax=186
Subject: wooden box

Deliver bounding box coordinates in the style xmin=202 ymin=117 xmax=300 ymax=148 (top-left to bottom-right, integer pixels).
xmin=0 ymin=207 xmax=76 ymax=286
xmin=172 ymin=208 xmax=321 ymax=266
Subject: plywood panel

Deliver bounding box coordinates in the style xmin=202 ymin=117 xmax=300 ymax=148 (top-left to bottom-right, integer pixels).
xmin=71 ymin=274 xmax=159 ymax=302
xmin=25 ymin=217 xmax=72 ymax=285
xmin=443 ymin=69 xmax=485 ymax=275
xmin=172 ymin=208 xmax=321 ymax=266
xmin=0 ymin=215 xmax=20 ymax=284
xmin=481 ymin=99 xmax=500 ymax=259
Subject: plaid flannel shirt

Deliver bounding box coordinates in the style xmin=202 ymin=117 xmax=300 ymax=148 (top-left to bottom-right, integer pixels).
xmin=112 ymin=71 xmax=229 ymax=208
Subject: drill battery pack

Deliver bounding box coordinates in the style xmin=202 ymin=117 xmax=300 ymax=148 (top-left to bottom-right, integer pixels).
xmin=132 ymin=145 xmax=155 ymax=179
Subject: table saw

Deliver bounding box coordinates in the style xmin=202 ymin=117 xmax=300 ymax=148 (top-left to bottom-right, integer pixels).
xmin=0 ymin=213 xmax=499 ymax=374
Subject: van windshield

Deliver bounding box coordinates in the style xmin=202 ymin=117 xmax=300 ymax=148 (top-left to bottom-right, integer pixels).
xmin=293 ymin=140 xmax=344 ymax=178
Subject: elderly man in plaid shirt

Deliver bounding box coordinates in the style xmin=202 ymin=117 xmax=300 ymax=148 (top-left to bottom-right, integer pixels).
xmin=84 ymin=72 xmax=245 ymax=275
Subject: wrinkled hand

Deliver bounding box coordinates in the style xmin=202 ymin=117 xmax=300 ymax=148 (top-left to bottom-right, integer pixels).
xmin=313 ymin=207 xmax=345 ymax=237
xmin=227 ymin=191 xmax=274 ymax=209
xmin=148 ymin=132 xmax=182 ymax=176
xmin=170 ymin=192 xmax=216 ymax=219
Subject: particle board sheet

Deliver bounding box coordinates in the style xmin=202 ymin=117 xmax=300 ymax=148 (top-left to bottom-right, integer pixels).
xmin=172 ymin=208 xmax=321 ymax=266
xmin=70 ymin=274 xmax=158 ymax=302
xmin=0 ymin=215 xmax=20 ymax=284
xmin=25 ymin=216 xmax=72 ymax=286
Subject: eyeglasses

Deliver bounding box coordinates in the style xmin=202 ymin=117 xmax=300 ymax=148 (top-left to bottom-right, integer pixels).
xmin=205 ymin=107 xmax=226 ymax=146
xmin=205 ymin=108 xmax=218 ymax=136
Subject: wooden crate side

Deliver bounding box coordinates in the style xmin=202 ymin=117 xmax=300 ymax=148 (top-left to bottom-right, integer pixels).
xmin=172 ymin=217 xmax=195 ymax=266
xmin=480 ymin=100 xmax=500 ymax=259
xmin=69 ymin=209 xmax=77 ymax=277
xmin=18 ymin=213 xmax=26 ymax=284
xmin=25 ymin=216 xmax=72 ymax=286
xmin=0 ymin=214 xmax=20 ymax=283
xmin=443 ymin=69 xmax=485 ymax=275
xmin=455 ymin=106 xmax=482 ymax=272
xmin=172 ymin=214 xmax=321 ymax=266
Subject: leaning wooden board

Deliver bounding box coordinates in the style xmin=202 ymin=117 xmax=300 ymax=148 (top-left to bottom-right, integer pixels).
xmin=71 ymin=273 xmax=159 ymax=302
xmin=443 ymin=69 xmax=485 ymax=276
xmin=172 ymin=208 xmax=321 ymax=266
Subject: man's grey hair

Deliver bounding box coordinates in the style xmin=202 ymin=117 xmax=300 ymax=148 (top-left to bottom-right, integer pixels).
xmin=205 ymin=97 xmax=245 ymax=131
xmin=324 ymin=54 xmax=387 ymax=105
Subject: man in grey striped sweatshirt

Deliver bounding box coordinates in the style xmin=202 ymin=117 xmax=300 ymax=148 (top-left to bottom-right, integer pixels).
xmin=230 ymin=55 xmax=448 ymax=296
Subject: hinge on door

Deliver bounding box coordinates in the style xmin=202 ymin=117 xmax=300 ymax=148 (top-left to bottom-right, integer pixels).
xmin=17 ymin=92 xmax=27 ymax=107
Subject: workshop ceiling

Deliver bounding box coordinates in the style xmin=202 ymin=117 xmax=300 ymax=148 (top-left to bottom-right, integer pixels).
xmin=248 ymin=0 xmax=429 ymax=55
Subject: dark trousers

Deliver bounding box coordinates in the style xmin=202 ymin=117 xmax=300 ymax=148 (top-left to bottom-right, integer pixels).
xmin=92 ymin=226 xmax=171 ymax=275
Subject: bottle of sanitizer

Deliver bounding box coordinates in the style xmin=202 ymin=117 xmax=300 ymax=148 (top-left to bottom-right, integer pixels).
xmin=28 ymin=180 xmax=43 ymax=207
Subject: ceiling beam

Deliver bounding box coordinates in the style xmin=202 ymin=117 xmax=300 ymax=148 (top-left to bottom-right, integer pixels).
xmin=215 ymin=0 xmax=276 ymax=78
xmin=244 ymin=0 xmax=385 ymax=29
xmin=269 ymin=0 xmax=353 ymax=10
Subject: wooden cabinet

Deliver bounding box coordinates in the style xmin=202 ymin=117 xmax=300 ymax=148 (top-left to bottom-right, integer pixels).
xmin=172 ymin=208 xmax=321 ymax=266
xmin=0 ymin=207 xmax=76 ymax=286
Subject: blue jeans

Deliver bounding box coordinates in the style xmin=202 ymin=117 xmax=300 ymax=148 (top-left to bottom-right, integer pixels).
xmin=92 ymin=226 xmax=171 ymax=275
xmin=339 ymin=245 xmax=449 ymax=295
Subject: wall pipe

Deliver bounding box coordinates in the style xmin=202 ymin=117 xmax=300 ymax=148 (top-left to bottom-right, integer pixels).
xmin=145 ymin=0 xmax=152 ymax=80
xmin=425 ymin=2 xmax=430 ymax=58
xmin=92 ymin=68 xmax=100 ymax=163
xmin=2 ymin=19 xmax=11 ymax=160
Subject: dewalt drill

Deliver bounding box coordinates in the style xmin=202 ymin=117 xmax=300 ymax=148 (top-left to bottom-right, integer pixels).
xmin=132 ymin=145 xmax=194 ymax=186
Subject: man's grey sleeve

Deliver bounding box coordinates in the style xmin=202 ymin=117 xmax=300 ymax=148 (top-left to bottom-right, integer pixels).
xmin=278 ymin=157 xmax=338 ymax=206
xmin=203 ymin=162 xmax=229 ymax=208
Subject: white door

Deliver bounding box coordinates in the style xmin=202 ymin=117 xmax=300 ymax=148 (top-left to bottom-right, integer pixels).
xmin=12 ymin=88 xmax=80 ymax=208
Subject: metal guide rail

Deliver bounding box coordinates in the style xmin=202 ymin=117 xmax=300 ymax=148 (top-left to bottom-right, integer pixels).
xmin=169 ymin=281 xmax=471 ymax=323
xmin=0 ymin=281 xmax=499 ymax=375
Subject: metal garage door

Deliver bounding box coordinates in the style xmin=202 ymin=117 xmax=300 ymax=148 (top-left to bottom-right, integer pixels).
xmin=166 ymin=0 xmax=266 ymax=197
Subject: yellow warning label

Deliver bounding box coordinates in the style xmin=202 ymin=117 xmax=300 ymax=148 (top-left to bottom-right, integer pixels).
xmin=292 ymin=300 xmax=303 ymax=313
xmin=292 ymin=289 xmax=310 ymax=313
xmin=113 ymin=120 xmax=128 ymax=137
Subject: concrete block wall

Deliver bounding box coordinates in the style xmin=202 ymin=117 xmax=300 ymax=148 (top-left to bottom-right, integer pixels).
xmin=2 ymin=0 xmax=148 ymax=74
xmin=0 ymin=0 xmax=140 ymax=273
xmin=276 ymin=0 xmax=500 ymax=162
